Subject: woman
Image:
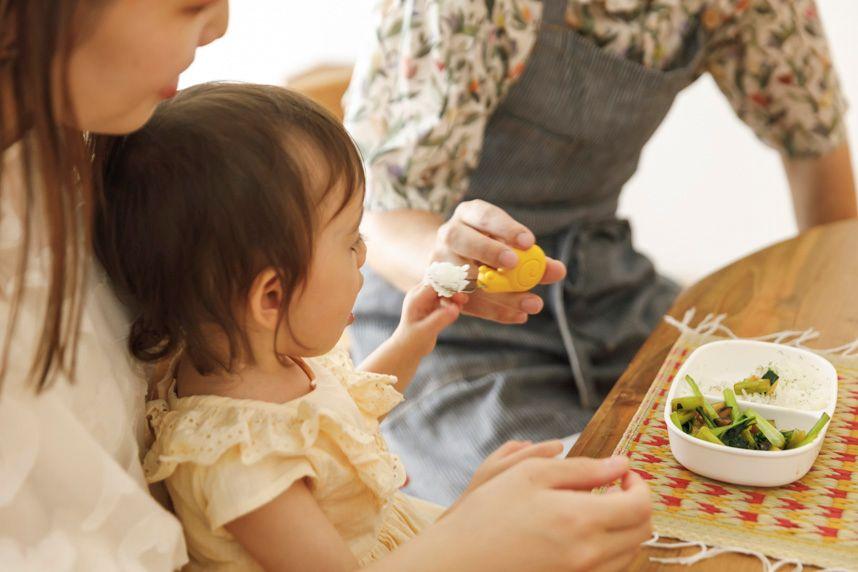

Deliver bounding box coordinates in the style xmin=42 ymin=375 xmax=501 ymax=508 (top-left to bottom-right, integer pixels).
xmin=0 ymin=2 xmax=651 ymax=570
xmin=0 ymin=2 xmax=229 ymax=568
xmin=345 ymin=0 xmax=857 ymax=504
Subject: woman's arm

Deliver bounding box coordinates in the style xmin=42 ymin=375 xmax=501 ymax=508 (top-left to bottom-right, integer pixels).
xmin=705 ymin=1 xmax=853 ymax=231
xmin=784 ymin=142 xmax=857 ymax=231
xmin=362 ymin=210 xmax=441 ymax=292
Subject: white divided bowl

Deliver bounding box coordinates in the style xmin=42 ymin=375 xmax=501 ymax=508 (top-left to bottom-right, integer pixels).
xmin=664 ymin=340 xmax=837 ymax=487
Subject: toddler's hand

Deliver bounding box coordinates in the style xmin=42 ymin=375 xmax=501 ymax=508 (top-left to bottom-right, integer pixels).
xmin=394 ymin=285 xmax=467 ymax=357
xmin=456 ymin=440 xmax=564 ymax=504
xmin=432 ymin=456 xmax=652 ymax=572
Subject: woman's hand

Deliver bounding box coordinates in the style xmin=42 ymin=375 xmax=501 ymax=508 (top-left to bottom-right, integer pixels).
xmin=418 ymin=456 xmax=653 ymax=572
xmin=433 ymin=200 xmax=567 ymax=324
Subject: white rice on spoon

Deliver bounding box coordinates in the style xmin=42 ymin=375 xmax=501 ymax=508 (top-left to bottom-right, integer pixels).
xmin=425 ymin=262 xmax=471 ymax=298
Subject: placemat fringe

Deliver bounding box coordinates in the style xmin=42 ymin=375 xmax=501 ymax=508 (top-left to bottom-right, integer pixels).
xmin=664 ymin=309 xmax=858 ymax=357
xmin=643 ymin=533 xmax=818 ymax=571
xmin=642 ymin=533 xmax=853 ymax=571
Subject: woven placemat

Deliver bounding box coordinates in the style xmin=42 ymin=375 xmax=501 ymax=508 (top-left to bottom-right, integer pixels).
xmin=613 ymin=328 xmax=858 ymax=570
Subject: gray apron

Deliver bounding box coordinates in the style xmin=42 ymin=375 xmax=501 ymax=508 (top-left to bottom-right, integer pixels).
xmin=351 ymin=0 xmax=705 ymax=505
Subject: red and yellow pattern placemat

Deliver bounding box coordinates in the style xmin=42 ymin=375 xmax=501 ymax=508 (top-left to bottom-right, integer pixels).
xmin=614 ymin=330 xmax=858 ymax=570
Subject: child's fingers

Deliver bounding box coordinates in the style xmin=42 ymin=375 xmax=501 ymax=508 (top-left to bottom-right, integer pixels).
xmin=449 ymin=292 xmax=469 ymax=306
xmin=420 ymin=299 xmax=461 ymax=333
xmin=601 ymin=457 xmax=636 ymax=493
xmin=485 ymin=440 xmax=533 ymax=463
xmin=506 ymin=440 xmax=564 ymax=463
xmin=592 ymin=474 xmax=652 ymax=532
xmin=414 ymin=285 xmax=468 ymax=307
xmin=529 ymin=456 xmax=630 ymax=491
xmin=404 ymin=284 xmax=446 ymax=321
xmin=486 ymin=440 xmax=565 ymax=476
xmin=410 ymin=285 xmax=469 ymax=316
xmin=410 ymin=283 xmax=441 ymax=305
xmin=621 ymin=466 xmax=641 ymax=490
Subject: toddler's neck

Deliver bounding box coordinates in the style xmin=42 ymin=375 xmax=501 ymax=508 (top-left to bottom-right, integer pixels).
xmin=174 ymin=354 xmax=316 ymax=405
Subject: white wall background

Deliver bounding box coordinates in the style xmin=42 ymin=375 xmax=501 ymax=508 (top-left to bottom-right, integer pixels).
xmin=180 ymin=1 xmax=858 ymax=285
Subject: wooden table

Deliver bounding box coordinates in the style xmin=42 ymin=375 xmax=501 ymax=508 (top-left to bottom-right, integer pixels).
xmin=568 ymin=219 xmax=858 ymax=571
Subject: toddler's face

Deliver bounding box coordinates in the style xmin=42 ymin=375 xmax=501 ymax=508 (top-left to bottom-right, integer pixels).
xmin=281 ymin=187 xmax=366 ymax=355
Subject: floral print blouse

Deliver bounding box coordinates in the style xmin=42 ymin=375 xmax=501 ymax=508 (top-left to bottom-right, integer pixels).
xmin=344 ymin=0 xmax=848 ymax=216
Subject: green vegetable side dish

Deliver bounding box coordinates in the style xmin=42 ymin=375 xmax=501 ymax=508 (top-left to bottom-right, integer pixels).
xmin=734 ymin=368 xmax=780 ymax=396
xmin=671 ymin=375 xmax=830 ymax=452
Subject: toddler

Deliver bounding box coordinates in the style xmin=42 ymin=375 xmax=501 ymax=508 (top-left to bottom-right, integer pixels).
xmin=94 ymin=83 xmax=565 ymax=571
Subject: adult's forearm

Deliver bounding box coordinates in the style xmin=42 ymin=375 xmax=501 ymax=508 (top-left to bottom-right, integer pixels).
xmin=362 ymin=210 xmax=443 ymax=292
xmin=784 ymin=142 xmax=857 ymax=231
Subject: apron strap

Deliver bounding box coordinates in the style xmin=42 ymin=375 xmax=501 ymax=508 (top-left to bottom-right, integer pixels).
xmin=551 ymin=227 xmax=599 ymax=410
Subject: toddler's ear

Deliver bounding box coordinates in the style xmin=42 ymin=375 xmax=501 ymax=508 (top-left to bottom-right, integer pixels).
xmin=247 ymin=268 xmax=283 ymax=331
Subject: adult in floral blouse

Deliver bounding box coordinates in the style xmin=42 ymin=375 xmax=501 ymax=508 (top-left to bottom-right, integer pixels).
xmin=344 ymin=0 xmax=857 ymax=504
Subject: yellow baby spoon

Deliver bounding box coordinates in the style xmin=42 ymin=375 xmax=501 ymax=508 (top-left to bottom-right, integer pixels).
xmin=476 ymin=244 xmax=547 ymax=293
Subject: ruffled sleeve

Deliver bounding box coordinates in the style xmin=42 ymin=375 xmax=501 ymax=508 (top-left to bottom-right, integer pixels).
xmin=202 ymin=449 xmax=317 ymax=531
xmin=312 ymin=347 xmax=403 ymax=421
xmin=143 ymin=351 xmax=409 ymax=530
xmin=144 ymin=399 xmax=320 ymax=530
xmin=705 ymin=0 xmax=848 ymax=157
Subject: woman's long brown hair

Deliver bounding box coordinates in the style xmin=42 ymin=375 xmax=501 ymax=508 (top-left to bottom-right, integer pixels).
xmin=0 ymin=0 xmax=102 ymax=392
